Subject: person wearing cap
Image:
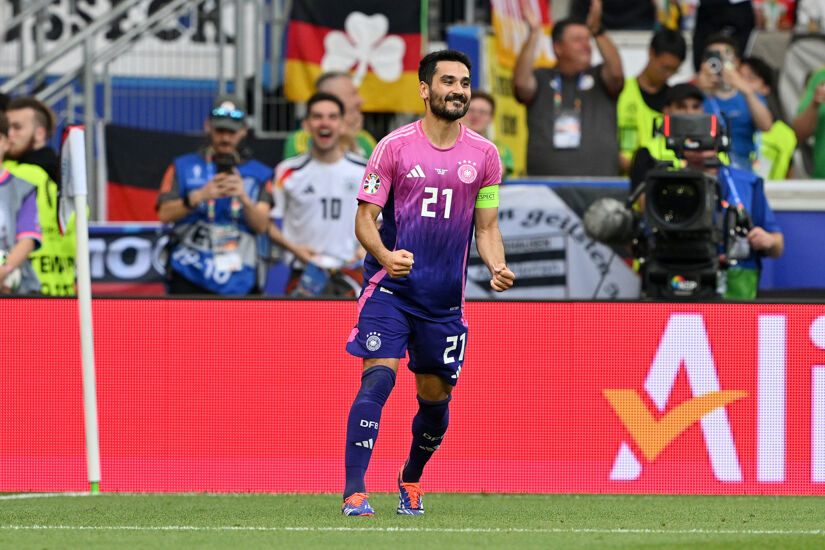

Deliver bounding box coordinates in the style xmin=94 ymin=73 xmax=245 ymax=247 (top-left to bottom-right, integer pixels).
xmin=628 ymin=82 xmax=783 ymax=299
xmin=156 ymin=95 xmax=274 ymax=295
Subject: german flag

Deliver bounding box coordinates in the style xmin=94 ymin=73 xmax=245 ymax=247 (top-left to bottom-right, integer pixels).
xmin=285 ymin=0 xmax=425 ymax=113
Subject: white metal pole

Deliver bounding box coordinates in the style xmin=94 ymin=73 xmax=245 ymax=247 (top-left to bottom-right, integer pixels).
xmin=65 ymin=127 xmax=102 ymax=494
xmin=73 ymin=192 xmax=101 ymax=493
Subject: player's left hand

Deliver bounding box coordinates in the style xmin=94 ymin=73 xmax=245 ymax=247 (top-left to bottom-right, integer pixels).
xmin=747 ymin=226 xmax=774 ymax=251
xmin=490 ymin=263 xmax=515 ymax=292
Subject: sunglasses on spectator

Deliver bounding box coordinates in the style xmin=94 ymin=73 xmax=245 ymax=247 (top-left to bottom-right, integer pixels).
xmin=211 ymin=107 xmax=245 ymax=119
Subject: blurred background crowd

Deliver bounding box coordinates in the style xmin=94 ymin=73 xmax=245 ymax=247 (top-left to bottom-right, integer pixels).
xmin=1 ymin=0 xmax=824 ymax=298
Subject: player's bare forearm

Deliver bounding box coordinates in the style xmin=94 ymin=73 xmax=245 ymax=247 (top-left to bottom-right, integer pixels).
xmin=475 ymin=208 xmax=515 ymax=292
xmin=355 ymin=200 xmax=413 ymax=277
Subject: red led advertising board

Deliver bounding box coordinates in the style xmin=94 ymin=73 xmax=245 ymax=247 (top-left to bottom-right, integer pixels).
xmin=2 ymin=299 xmax=825 ymax=494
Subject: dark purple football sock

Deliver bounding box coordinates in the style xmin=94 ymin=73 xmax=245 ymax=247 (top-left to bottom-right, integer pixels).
xmin=402 ymin=395 xmax=451 ymax=483
xmin=343 ymin=365 xmax=396 ymax=499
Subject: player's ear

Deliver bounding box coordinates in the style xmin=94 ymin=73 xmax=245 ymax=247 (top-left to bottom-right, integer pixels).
xmin=419 ymin=81 xmax=430 ymax=102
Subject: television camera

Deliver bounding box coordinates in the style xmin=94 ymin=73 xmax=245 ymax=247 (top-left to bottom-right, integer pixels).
xmin=583 ymin=113 xmax=753 ymax=299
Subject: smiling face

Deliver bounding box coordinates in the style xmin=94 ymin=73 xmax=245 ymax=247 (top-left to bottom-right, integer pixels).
xmin=304 ymin=99 xmax=343 ymax=155
xmin=421 ymin=60 xmax=471 ymax=122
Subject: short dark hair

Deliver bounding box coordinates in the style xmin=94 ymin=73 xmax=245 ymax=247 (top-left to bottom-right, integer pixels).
xmin=470 ymin=89 xmax=495 ymax=114
xmin=0 ymin=112 xmax=8 ymax=137
xmin=418 ymin=49 xmax=472 ymax=86
xmin=704 ymin=32 xmax=740 ymax=58
xmin=6 ymin=96 xmax=56 ymax=138
xmin=741 ymin=56 xmax=775 ymax=89
xmin=551 ymin=18 xmax=587 ymax=44
xmin=306 ymin=92 xmax=345 ymax=116
xmin=650 ymin=29 xmax=687 ymax=62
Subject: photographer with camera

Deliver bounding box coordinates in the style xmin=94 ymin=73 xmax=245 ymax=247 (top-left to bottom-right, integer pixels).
xmin=156 ymin=95 xmax=274 ymax=295
xmin=695 ymin=33 xmax=773 ymax=172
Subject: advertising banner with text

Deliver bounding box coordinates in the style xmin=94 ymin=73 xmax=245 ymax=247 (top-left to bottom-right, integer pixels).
xmin=2 ymin=299 xmax=825 ymax=494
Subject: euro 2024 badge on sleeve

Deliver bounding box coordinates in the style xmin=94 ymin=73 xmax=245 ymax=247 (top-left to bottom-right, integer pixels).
xmin=363 ymin=173 xmax=381 ymax=194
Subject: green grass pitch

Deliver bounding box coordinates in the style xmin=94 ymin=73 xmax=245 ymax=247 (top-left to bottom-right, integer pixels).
xmin=1 ymin=493 xmax=824 ymax=549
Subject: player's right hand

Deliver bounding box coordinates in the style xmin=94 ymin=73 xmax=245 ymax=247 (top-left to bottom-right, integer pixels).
xmin=383 ymin=249 xmax=414 ymax=278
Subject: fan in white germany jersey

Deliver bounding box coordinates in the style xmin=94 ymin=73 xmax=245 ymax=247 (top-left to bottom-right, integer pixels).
xmin=270 ymin=93 xmax=366 ymax=270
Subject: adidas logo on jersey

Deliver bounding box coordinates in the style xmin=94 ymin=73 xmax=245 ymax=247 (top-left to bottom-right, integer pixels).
xmin=355 ymin=438 xmax=374 ymax=449
xmin=406 ymin=165 xmax=426 ymax=179
xmin=302 ymin=185 xmax=315 ymax=195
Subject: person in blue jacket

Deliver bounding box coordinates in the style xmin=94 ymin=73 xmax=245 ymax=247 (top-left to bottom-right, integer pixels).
xmin=157 ymin=95 xmax=274 ymax=295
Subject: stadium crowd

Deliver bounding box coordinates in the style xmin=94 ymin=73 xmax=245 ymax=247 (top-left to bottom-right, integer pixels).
xmin=1 ymin=0 xmax=824 ymax=298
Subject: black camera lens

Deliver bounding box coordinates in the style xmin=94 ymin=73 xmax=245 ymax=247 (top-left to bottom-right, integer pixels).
xmin=704 ymin=49 xmax=723 ymax=74
xmin=651 ymin=181 xmax=700 ymax=224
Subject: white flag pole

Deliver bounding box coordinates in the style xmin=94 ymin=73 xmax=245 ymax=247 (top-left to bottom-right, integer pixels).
xmin=61 ymin=126 xmax=101 ymax=494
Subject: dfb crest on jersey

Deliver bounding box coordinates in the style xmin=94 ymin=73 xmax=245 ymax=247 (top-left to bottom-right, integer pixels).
xmin=366 ymin=331 xmax=382 ymax=351
xmin=363 ymin=173 xmax=381 ymax=194
xmin=457 ymin=160 xmax=478 ymax=184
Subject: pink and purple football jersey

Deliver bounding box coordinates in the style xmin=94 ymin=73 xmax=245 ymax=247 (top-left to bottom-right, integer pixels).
xmin=357 ymin=120 xmax=501 ymax=320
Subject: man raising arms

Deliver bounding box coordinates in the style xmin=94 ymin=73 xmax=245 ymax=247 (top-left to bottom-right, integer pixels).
xmin=342 ymin=50 xmax=515 ymax=517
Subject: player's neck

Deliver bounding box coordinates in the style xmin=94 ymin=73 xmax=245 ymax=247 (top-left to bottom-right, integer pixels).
xmin=311 ymin=144 xmax=344 ymax=164
xmin=420 ymin=114 xmax=461 ymax=149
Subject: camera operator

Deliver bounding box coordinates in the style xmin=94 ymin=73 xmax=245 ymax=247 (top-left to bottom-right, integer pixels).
xmin=695 ymin=33 xmax=773 ymax=172
xmin=628 ymin=88 xmax=782 ymax=299
xmin=156 ymin=95 xmax=274 ymax=295
xmin=683 ymin=134 xmax=783 ymax=298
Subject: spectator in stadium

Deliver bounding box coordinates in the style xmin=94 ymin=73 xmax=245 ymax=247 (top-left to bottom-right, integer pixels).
xmin=629 ymin=84 xmax=783 ymax=299
xmin=283 ymin=72 xmax=377 ymax=160
xmin=691 ymin=0 xmax=758 ymax=72
xmin=695 ymin=33 xmax=773 ymax=171
xmin=268 ymin=92 xmax=366 ymax=296
xmin=3 ymin=97 xmax=76 ymax=296
xmin=738 ymin=56 xmax=797 ymax=179
xmin=461 ymin=90 xmax=516 ymax=179
xmin=617 ymin=28 xmax=687 ymax=174
xmin=156 ymin=94 xmax=274 ymax=295
xmin=0 ymin=111 xmax=41 ymax=294
xmin=792 ymin=66 xmax=825 ymax=178
xmin=514 ymin=1 xmax=624 ymax=176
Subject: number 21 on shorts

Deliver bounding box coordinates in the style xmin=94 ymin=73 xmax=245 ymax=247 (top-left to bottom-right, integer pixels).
xmin=443 ymin=333 xmax=466 ymax=364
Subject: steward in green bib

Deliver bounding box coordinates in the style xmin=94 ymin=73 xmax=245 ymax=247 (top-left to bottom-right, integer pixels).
xmin=4 ymin=98 xmax=76 ymax=296
xmin=617 ymin=29 xmax=687 ymax=174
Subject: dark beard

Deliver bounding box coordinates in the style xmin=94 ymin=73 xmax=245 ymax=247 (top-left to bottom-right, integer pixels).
xmin=430 ymin=94 xmax=469 ymax=121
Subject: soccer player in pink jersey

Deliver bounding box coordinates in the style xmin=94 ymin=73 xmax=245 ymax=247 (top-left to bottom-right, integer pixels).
xmin=341 ymin=50 xmax=515 ymax=516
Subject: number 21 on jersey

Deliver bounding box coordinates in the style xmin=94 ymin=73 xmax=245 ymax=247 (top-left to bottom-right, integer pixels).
xmin=421 ymin=187 xmax=453 ymax=219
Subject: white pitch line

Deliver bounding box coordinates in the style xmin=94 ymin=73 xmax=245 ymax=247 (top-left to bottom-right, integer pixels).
xmin=0 ymin=525 xmax=823 ymax=535
xmin=0 ymin=493 xmax=92 ymax=501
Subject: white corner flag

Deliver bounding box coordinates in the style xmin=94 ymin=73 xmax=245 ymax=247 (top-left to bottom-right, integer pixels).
xmin=60 ymin=126 xmax=101 ymax=494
